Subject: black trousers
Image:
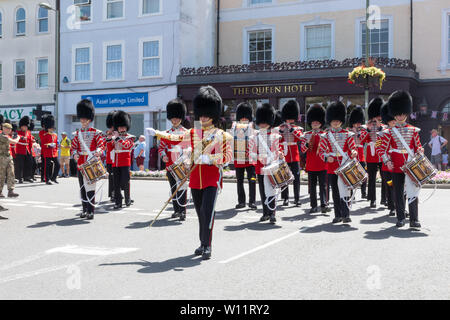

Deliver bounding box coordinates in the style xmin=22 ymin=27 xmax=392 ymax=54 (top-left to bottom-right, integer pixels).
xmin=235 ymin=166 xmax=256 ymax=205
xmin=77 ymin=171 xmax=95 ymax=214
xmin=167 ymin=171 xmax=187 ymax=213
xmin=360 ymin=161 xmax=367 ymax=196
xmin=257 ymin=174 xmax=276 ymax=217
xmin=308 ymin=170 xmax=328 ymax=209
xmin=191 ymin=187 xmax=218 ymax=248
xmin=392 ymin=173 xmax=419 ymax=221
xmin=381 ymin=170 xmax=395 ymax=210
xmin=113 ymin=166 xmax=130 ymax=205
xmin=40 ymin=160 xmax=45 ymax=181
xmin=367 ymin=162 xmax=385 ymax=202
xmin=107 ymin=164 xmax=114 ymax=199
xmin=16 ymin=154 xmax=32 ymax=180
xmin=281 ymin=161 xmax=300 ymax=202
xmin=44 ymin=157 xmax=60 ymax=182
xmin=30 ymin=155 xmax=37 ymax=179
xmin=328 ymin=174 xmax=350 ymax=219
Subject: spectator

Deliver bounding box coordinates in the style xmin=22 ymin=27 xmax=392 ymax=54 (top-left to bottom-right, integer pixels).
xmin=32 ymin=140 xmax=41 ymax=177
xmin=427 ymin=129 xmax=448 ymax=170
xmin=134 ymin=135 xmax=146 ymax=171
xmin=59 ymin=132 xmax=71 ymax=177
xmin=148 ymin=137 xmax=159 ymax=170
xmin=442 ymin=147 xmax=448 ymax=171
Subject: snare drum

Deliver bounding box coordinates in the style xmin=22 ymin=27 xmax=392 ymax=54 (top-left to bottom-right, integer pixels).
xmin=167 ymin=159 xmax=190 ymax=183
xmin=262 ymin=160 xmax=294 ymax=189
xmin=335 ymin=158 xmax=368 ymax=188
xmin=401 ymin=153 xmax=437 ymax=187
xmin=80 ymin=158 xmax=108 ymax=185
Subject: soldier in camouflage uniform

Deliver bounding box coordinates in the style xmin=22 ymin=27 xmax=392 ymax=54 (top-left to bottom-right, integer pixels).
xmin=0 ymin=123 xmax=20 ymax=200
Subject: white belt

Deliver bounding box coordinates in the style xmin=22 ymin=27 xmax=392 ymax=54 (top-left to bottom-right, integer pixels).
xmin=167 ymin=147 xmax=181 ymax=152
xmin=357 ymin=144 xmax=364 ymax=148
xmin=390 ymin=149 xmax=408 ymax=154
xmin=115 ymin=150 xmax=130 ymax=153
xmin=286 ymin=142 xmax=297 ymax=146
xmin=79 ymin=152 xmax=89 ymax=156
xmin=327 ymin=153 xmax=337 ymax=156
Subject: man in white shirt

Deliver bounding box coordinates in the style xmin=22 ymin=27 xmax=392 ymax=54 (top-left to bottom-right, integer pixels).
xmin=428 ymin=129 xmax=448 ymax=170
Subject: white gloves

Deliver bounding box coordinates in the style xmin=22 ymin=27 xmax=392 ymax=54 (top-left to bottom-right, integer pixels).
xmin=146 ymin=127 xmax=157 ymax=136
xmin=49 ymin=143 xmax=56 ymax=148
xmin=200 ymin=155 xmax=212 ymax=165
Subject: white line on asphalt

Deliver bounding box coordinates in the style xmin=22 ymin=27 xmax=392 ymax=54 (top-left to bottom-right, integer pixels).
xmin=32 ymin=205 xmax=57 ymax=209
xmin=64 ymin=207 xmax=81 ymax=211
xmin=24 ymin=201 xmax=46 ymax=204
xmin=122 ymin=208 xmax=143 ymax=211
xmin=0 ymin=199 xmax=19 ymax=202
xmin=0 ymin=252 xmax=49 ymax=271
xmin=45 ymin=245 xmax=139 ymax=256
xmin=50 ymin=203 xmax=74 ymax=206
xmin=2 ymin=203 xmax=26 ymax=207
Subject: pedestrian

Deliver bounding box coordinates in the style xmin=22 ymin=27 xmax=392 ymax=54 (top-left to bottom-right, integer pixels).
xmin=59 ymin=132 xmax=71 ymax=177
xmin=33 ymin=140 xmax=41 ymax=178
xmin=148 ymin=137 xmax=158 ymax=170
xmin=134 ymin=135 xmax=146 ymax=172
xmin=318 ymin=101 xmax=358 ymax=224
xmin=232 ymin=102 xmax=257 ymax=210
xmin=427 ymin=129 xmax=448 ymax=171
xmin=39 ymin=114 xmax=60 ymax=185
xmin=442 ymin=147 xmax=448 ymax=171
xmin=0 ymin=122 xmax=20 ymax=199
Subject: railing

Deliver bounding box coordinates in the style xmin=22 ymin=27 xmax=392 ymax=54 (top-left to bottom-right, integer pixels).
xmin=179 ymin=58 xmax=416 ymax=76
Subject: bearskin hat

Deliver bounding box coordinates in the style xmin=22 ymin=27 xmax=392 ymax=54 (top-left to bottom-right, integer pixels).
xmin=273 ymin=110 xmax=283 ymax=127
xmin=106 ymin=110 xmax=117 ymax=129
xmin=41 ymin=114 xmax=55 ymax=130
xmin=112 ymin=110 xmax=131 ymax=131
xmin=236 ymin=102 xmax=253 ymax=122
xmin=281 ymin=99 xmax=300 ymax=121
xmin=326 ymin=101 xmax=346 ymax=124
xmin=12 ymin=122 xmax=18 ymax=132
xmin=381 ymin=102 xmax=395 ymax=125
xmin=368 ymin=97 xmax=384 ymax=120
xmin=193 ymin=86 xmax=222 ymax=123
xmin=348 ymin=106 xmax=365 ymax=127
xmin=166 ymin=98 xmax=187 ymax=120
xmin=387 ymin=90 xmax=413 ymax=117
xmin=19 ymin=116 xmax=31 ymax=128
xmin=306 ymin=104 xmax=326 ymax=127
xmin=255 ymin=103 xmax=275 ymax=127
xmin=29 ymin=119 xmax=35 ymax=131
xmin=0 ymin=115 xmax=4 ymax=126
xmin=76 ymin=99 xmax=95 ymax=121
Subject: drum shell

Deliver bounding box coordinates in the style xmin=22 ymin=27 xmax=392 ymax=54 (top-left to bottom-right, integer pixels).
xmin=401 ymin=154 xmax=437 ymax=187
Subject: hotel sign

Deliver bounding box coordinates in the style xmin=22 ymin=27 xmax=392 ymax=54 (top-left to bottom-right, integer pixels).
xmin=232 ymin=83 xmax=314 ymax=96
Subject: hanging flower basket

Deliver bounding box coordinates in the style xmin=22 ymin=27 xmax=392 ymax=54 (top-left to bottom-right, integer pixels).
xmin=348 ymin=66 xmax=386 ymax=90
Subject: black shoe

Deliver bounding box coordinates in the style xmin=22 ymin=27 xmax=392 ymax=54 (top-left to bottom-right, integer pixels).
xmin=171 ymin=212 xmax=181 ymax=218
xmin=235 ymin=203 xmax=245 ymax=209
xmin=370 ymin=201 xmax=376 ymax=208
xmin=18 ymin=179 xmax=23 ymax=184
xmin=46 ymin=181 xmax=53 ymax=185
xmin=114 ymin=204 xmax=122 ymax=210
xmin=409 ymin=220 xmax=421 ymax=229
xmin=0 ymin=205 xmax=7 ymax=212
xmin=248 ymin=203 xmax=257 ymax=210
xmin=25 ymin=179 xmax=34 ymax=183
xmin=380 ymin=199 xmax=387 ymax=206
xmin=52 ymin=179 xmax=59 ymax=184
xmin=87 ymin=213 xmax=94 ymax=220
xmin=259 ymin=215 xmax=270 ymax=222
xmin=7 ymin=190 xmax=19 ymax=198
xmin=80 ymin=212 xmax=87 ymax=218
xmin=194 ymin=246 xmax=204 ymax=256
xmin=309 ymin=207 xmax=319 ymax=214
xmin=361 ymin=194 xmax=367 ymax=199
xmin=396 ymin=219 xmax=406 ymax=228
xmin=269 ymin=214 xmax=276 ymax=224
xmin=179 ymin=212 xmax=186 ymax=221
xmin=282 ymin=199 xmax=289 ymax=206
xmin=342 ymin=217 xmax=352 ymax=223
xmin=294 ymin=200 xmax=301 ymax=207
xmin=321 ymin=206 xmax=331 ymax=214
xmin=0 ymin=215 xmax=8 ymax=220
xmin=332 ymin=217 xmax=343 ymax=224
xmin=125 ymin=199 xmax=132 ymax=207
xmin=405 ymin=211 xmax=410 ymax=218
xmin=202 ymin=247 xmax=211 ymax=260
xmin=388 ymin=210 xmax=396 ymax=217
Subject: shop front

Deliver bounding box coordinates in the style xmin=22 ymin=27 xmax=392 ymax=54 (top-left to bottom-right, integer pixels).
xmin=0 ymin=104 xmax=55 ymax=133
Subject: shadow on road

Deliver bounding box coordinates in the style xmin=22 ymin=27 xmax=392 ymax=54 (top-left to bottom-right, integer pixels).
xmin=127 ymin=217 xmax=182 ymax=229
xmin=364 ymin=226 xmax=429 ymax=240
xmin=223 ymin=221 xmax=282 ymax=232
xmin=300 ymin=222 xmax=358 ymax=233
xmin=27 ymin=217 xmax=90 ymax=228
xmin=99 ymin=254 xmax=202 ymax=273
xmin=360 ymin=214 xmax=394 ymax=225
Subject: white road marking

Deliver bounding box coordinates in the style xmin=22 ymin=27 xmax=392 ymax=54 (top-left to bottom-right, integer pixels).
xmin=2 ymin=203 xmax=26 ymax=207
xmin=50 ymin=203 xmax=74 ymax=206
xmin=64 ymin=207 xmax=81 ymax=211
xmin=0 ymin=252 xmax=49 ymax=271
xmin=0 ymin=199 xmax=19 ymax=203
xmin=32 ymin=205 xmax=57 ymax=209
xmin=24 ymin=201 xmax=46 ymax=204
xmin=45 ymin=245 xmax=139 ymax=256
xmin=122 ymin=208 xmax=143 ymax=211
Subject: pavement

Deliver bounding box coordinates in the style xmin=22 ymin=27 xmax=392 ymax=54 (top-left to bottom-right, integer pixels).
xmin=0 ymin=177 xmax=449 ymax=300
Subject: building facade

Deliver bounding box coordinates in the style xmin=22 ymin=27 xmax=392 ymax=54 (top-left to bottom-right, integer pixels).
xmin=0 ymin=0 xmax=56 ymax=129
xmin=58 ymin=0 xmax=216 ymax=161
xmin=177 ymin=0 xmax=450 ymax=147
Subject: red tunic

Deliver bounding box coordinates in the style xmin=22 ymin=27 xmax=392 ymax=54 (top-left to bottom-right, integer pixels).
xmin=351 ymin=126 xmax=368 ymax=163
xmin=362 ymin=124 xmax=386 ymax=163
xmin=232 ymin=122 xmax=254 ymax=169
xmin=71 ymin=127 xmax=105 ymax=169
xmin=40 ymin=130 xmax=58 ymax=158
xmin=248 ymin=130 xmax=283 ymax=175
xmin=158 ymin=125 xmax=187 ymax=168
xmin=16 ymin=130 xmax=32 ymax=155
xmin=318 ymin=128 xmax=357 ymax=174
xmin=106 ymin=138 xmax=114 ymax=165
xmin=300 ymin=130 xmax=327 ymax=172
xmin=277 ymin=123 xmax=303 ymax=163
xmin=112 ymin=133 xmax=135 ymax=167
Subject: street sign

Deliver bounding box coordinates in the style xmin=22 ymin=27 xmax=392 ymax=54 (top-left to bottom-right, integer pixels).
xmin=81 ymin=92 xmax=149 ymax=108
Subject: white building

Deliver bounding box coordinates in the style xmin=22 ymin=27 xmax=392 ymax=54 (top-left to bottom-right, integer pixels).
xmin=0 ymin=0 xmax=56 ymax=127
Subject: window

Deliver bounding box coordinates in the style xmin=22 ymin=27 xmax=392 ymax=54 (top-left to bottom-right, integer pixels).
xmin=361 ymin=19 xmax=389 ymax=58
xmin=15 ymin=60 xmax=25 ymax=89
xmin=73 ymin=45 xmax=92 ymax=82
xmin=16 ymin=8 xmax=26 ymax=36
xmin=38 ymin=7 xmax=49 ymax=33
xmin=140 ymin=38 xmax=161 ymax=78
xmin=448 ymin=15 xmax=450 ymax=64
xmin=37 ymin=59 xmax=48 ymax=88
xmin=305 ymin=25 xmax=332 ymax=60
xmin=248 ymin=30 xmax=272 ymax=64
xmin=0 ymin=12 xmax=3 ymax=38
xmin=249 ymin=0 xmax=272 ymax=5
xmin=0 ymin=63 xmax=2 ymax=91
xmin=141 ymin=0 xmax=161 ymax=15
xmin=106 ymin=0 xmax=124 ymax=20
xmin=104 ymin=42 xmax=124 ymax=80
xmin=443 ymin=100 xmax=450 ymax=114
xmin=74 ymin=0 xmax=91 ymax=22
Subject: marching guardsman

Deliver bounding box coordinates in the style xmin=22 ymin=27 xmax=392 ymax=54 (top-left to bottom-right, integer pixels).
xmin=233 ymin=102 xmax=257 ymax=210
xmin=105 ymin=111 xmax=117 ymax=202
xmin=111 ymin=111 xmax=135 ymax=210
xmin=71 ymin=99 xmax=105 ymax=220
xmin=376 ymin=91 xmax=423 ymax=229
xmin=348 ymin=106 xmax=369 ymax=199
xmin=0 ymin=122 xmax=20 ymax=199
xmin=16 ymin=116 xmax=33 ymax=183
xmin=362 ymin=97 xmax=386 ymax=208
xmin=376 ymin=102 xmax=396 ymax=217
xmin=318 ymin=101 xmax=358 ymax=224
xmin=39 ymin=114 xmax=60 ymax=185
xmin=278 ymin=100 xmax=303 ymax=207
xmin=148 ymin=86 xmax=233 ymax=260
xmin=158 ymin=99 xmax=188 ymax=221
xmin=300 ymin=104 xmax=329 ymax=214
xmin=249 ymin=103 xmax=284 ymax=223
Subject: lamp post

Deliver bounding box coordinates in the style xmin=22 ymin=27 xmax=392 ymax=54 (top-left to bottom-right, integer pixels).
xmin=39 ymin=1 xmax=60 ymax=132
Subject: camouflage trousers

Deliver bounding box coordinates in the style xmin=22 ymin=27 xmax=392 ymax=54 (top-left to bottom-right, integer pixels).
xmin=0 ymin=155 xmax=15 ymax=192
